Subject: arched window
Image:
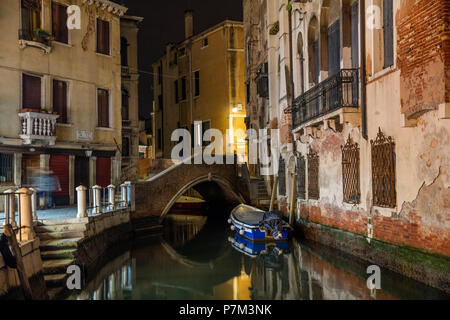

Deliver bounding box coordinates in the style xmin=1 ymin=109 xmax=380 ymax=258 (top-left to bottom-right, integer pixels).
xmin=297 ymin=32 xmax=305 ymax=94
xmin=120 ymin=37 xmax=129 ymax=67
xmin=121 ymin=87 xmax=129 ymax=121
xmin=307 ymin=16 xmax=319 ymax=87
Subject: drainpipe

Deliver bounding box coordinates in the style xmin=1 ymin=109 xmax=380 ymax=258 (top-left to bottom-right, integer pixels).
xmin=287 ymin=2 xmax=298 ymax=156
xmin=189 ymin=41 xmax=194 ymax=149
xmin=360 ymin=0 xmax=368 ymax=140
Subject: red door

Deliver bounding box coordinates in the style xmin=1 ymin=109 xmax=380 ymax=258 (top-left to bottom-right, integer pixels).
xmin=50 ymin=155 xmax=69 ymax=206
xmin=96 ymin=157 xmax=111 ymax=187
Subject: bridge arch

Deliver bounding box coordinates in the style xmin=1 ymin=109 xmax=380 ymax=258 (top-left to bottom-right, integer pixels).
xmin=161 ymin=174 xmax=246 ymax=220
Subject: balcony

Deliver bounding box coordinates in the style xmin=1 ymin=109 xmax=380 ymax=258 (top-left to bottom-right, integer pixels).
xmin=18 ymin=111 xmax=59 ymax=145
xmin=290 ymin=69 xmax=360 ymax=130
xmin=18 ymin=29 xmax=52 ymax=54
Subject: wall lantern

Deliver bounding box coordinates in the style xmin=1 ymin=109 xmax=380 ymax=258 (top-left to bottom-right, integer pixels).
xmin=85 ymin=150 xmax=93 ymax=157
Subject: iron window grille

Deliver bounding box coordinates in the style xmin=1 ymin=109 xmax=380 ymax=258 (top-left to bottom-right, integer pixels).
xmin=371 ymin=128 xmax=396 ymax=208
xmin=0 ymin=153 xmax=14 ymax=183
xmin=278 ymin=157 xmax=286 ymax=196
xmin=256 ymin=62 xmax=269 ymax=99
xmin=307 ymin=148 xmax=320 ymax=200
xmin=341 ymin=136 xmax=360 ymax=204
xmin=296 ymin=155 xmax=306 ymax=199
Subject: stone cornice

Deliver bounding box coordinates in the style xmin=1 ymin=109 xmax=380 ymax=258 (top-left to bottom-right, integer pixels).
xmin=82 ymin=0 xmax=128 ymax=17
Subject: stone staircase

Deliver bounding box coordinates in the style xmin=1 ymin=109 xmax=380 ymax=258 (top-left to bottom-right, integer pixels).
xmin=35 ymin=218 xmax=88 ymax=299
xmin=250 ymin=178 xmax=271 ymax=208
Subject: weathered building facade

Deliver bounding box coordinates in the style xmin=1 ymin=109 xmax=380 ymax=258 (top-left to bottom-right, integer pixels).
xmin=0 ymin=0 xmax=127 ymax=207
xmin=152 ymin=11 xmax=247 ymax=160
xmin=244 ymin=0 xmax=449 ymax=290
xmin=120 ymin=15 xmax=143 ymax=180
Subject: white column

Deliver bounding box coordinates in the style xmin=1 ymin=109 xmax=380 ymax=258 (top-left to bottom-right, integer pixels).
xmin=92 ymin=185 xmax=102 ymax=214
xmin=3 ymin=189 xmax=16 ymax=227
xmin=29 ymin=187 xmax=38 ymax=221
xmin=120 ymin=183 xmax=128 ymax=207
xmin=18 ymin=188 xmax=34 ymax=241
xmin=76 ymin=186 xmax=87 ymax=218
xmin=108 ymin=185 xmax=116 ymax=211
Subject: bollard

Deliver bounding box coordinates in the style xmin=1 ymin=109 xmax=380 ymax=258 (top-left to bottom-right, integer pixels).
xmin=125 ymin=181 xmax=134 ymax=211
xmin=17 ymin=188 xmax=34 ymax=241
xmin=29 ymin=187 xmax=38 ymax=221
xmin=4 ymin=189 xmax=17 ymax=227
xmin=120 ymin=183 xmax=128 ymax=208
xmin=108 ymin=185 xmax=116 ymax=211
xmin=76 ymin=186 xmax=88 ymax=218
xmin=92 ymin=185 xmax=102 ymax=214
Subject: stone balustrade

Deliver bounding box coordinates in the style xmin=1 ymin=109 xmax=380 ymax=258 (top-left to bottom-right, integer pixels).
xmin=18 ymin=111 xmax=59 ymax=145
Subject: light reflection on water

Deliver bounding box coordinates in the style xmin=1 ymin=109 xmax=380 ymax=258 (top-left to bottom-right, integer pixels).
xmin=70 ymin=213 xmax=449 ymax=300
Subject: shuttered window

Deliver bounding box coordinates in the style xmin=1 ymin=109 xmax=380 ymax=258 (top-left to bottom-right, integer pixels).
xmin=52 ymin=79 xmax=68 ymax=123
xmin=121 ymin=37 xmax=128 ymax=66
xmin=181 ymin=76 xmax=187 ymax=101
xmin=297 ymin=155 xmax=306 ymax=199
xmin=22 ymin=73 xmax=41 ymax=111
xmin=97 ymin=88 xmax=110 ymax=128
xmin=174 ymin=80 xmax=179 ymax=103
xmin=21 ymin=0 xmax=41 ymax=35
xmin=351 ymin=2 xmax=359 ymax=69
xmin=278 ymin=157 xmax=286 ymax=196
xmin=52 ymin=1 xmax=68 ymax=44
xmin=97 ymin=19 xmax=110 ymax=55
xmin=328 ymin=20 xmax=341 ymax=77
xmin=194 ymin=71 xmax=200 ymax=97
xmin=383 ymin=0 xmax=394 ymax=68
xmin=96 ymin=157 xmax=111 ymax=187
xmin=122 ymin=137 xmax=130 ymax=157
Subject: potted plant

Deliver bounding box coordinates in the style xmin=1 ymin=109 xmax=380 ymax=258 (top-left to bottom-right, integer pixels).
xmin=270 ymin=21 xmax=279 ymax=35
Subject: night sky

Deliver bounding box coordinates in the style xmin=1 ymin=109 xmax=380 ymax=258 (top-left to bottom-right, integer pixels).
xmin=118 ymin=0 xmax=243 ymax=119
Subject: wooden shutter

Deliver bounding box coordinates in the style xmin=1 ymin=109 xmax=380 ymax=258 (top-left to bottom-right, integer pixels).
xmin=278 ymin=157 xmax=286 ymax=196
xmin=53 ymin=80 xmax=67 ymax=123
xmin=195 ymin=71 xmax=200 ymax=96
xmin=328 ymin=20 xmax=341 ymax=77
xmin=97 ymin=19 xmax=109 ymax=55
xmin=383 ymin=0 xmax=394 ymax=68
xmin=97 ymin=89 xmax=109 ymax=127
xmin=50 ymin=155 xmax=69 ymax=199
xmin=96 ymin=157 xmax=111 ymax=187
xmin=351 ymin=1 xmax=359 ymax=69
xmin=52 ymin=2 xmax=68 ymax=44
xmin=23 ymin=74 xmax=41 ymax=111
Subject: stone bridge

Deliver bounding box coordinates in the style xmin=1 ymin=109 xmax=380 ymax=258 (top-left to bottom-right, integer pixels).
xmin=133 ymin=156 xmax=250 ymax=220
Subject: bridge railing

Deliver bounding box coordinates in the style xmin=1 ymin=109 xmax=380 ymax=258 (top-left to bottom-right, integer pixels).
xmin=76 ymin=182 xmax=133 ymax=218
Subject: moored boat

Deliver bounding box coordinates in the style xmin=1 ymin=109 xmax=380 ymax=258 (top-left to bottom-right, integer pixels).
xmin=228 ymin=204 xmax=291 ymax=241
xmin=228 ymin=233 xmax=289 ymax=257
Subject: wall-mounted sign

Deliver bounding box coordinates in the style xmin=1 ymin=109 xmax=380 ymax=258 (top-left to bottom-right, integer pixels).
xmin=76 ymin=130 xmax=93 ymax=141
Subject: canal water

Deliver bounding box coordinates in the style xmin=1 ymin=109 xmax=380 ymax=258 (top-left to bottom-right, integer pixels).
xmin=70 ymin=207 xmax=449 ymax=300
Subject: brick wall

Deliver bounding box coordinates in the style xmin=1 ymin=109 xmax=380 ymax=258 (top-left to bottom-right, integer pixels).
xmin=299 ymin=203 xmax=450 ymax=257
xmin=397 ymin=0 xmax=449 ymax=117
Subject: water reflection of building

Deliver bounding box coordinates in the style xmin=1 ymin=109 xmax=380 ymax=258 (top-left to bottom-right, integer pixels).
xmin=164 ymin=214 xmax=207 ymax=248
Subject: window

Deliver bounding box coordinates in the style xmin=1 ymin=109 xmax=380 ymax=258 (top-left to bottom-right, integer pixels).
xmin=157 ymin=128 xmax=162 ymax=150
xmin=383 ymin=0 xmax=394 ymax=68
xmin=121 ymin=37 xmax=129 ymax=66
xmin=342 ymin=136 xmax=360 ymax=204
xmin=122 ymin=137 xmax=130 ymax=157
xmin=22 ymin=73 xmax=41 ymax=111
xmin=96 ymin=19 xmax=110 ymax=55
xmin=121 ymin=88 xmax=129 ymax=121
xmin=97 ymin=88 xmax=110 ymax=128
xmin=202 ymin=37 xmax=209 ymax=48
xmin=52 ymin=79 xmax=68 ymax=123
xmin=297 ymin=155 xmax=306 ymax=199
xmin=179 ymin=47 xmax=186 ymax=56
xmin=256 ymin=63 xmax=269 ymax=98
xmin=0 ymin=153 xmax=14 ymax=184
xmin=278 ymin=157 xmax=286 ymax=196
xmin=307 ymin=148 xmax=319 ymax=200
xmin=20 ymin=0 xmax=41 ymax=40
xmin=52 ymin=1 xmax=68 ymax=44
xmin=246 ymin=82 xmax=250 ymax=104
xmin=181 ymin=76 xmax=187 ymax=101
xmin=194 ymin=71 xmax=200 ymax=97
xmin=174 ymin=80 xmax=179 ymax=104
xmin=158 ymin=94 xmax=163 ymax=111
xmin=371 ymin=128 xmax=396 ymax=208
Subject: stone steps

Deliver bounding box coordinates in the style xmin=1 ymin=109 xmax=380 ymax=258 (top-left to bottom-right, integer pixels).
xmin=36 ymin=218 xmax=89 ymax=226
xmin=41 ymin=248 xmax=78 ymax=260
xmin=44 ymin=274 xmax=68 ymax=288
xmin=42 ymin=258 xmax=75 ymax=275
xmin=35 ymin=224 xmax=87 ymax=233
xmin=40 ymin=238 xmax=82 ymax=251
xmin=37 ymin=231 xmax=87 ymax=240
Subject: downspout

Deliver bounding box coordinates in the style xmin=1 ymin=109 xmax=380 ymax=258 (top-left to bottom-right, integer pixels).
xmin=360 ymin=0 xmax=368 ymax=140
xmin=287 ymin=2 xmax=297 ymax=155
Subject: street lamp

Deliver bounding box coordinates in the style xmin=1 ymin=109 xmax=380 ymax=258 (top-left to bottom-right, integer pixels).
xmin=85 ymin=149 xmax=93 ymax=157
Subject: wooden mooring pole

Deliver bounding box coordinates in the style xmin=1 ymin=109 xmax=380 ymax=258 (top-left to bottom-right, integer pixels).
xmin=3 ymin=224 xmax=33 ymax=300
xmin=269 ymin=176 xmax=278 ymax=212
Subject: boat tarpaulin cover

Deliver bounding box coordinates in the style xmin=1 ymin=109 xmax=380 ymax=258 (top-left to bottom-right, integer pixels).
xmin=258 ymin=211 xmax=285 ymax=240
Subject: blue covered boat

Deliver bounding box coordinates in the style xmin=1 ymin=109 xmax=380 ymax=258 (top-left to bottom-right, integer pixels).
xmin=228 ymin=204 xmax=291 ymax=241
xmin=228 ymin=233 xmax=289 ymax=258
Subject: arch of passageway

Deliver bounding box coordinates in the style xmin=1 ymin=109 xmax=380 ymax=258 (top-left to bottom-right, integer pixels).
xmin=160 ymin=174 xmax=246 ymax=220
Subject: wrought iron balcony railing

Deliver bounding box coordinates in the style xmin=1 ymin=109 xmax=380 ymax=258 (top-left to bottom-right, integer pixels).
xmin=291 ymin=69 xmax=359 ymax=128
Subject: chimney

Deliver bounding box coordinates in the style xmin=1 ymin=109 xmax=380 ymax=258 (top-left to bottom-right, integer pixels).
xmin=184 ymin=10 xmax=193 ymax=39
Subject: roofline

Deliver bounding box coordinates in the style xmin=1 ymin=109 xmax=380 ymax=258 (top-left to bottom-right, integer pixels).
xmin=122 ymin=15 xmax=144 ymax=23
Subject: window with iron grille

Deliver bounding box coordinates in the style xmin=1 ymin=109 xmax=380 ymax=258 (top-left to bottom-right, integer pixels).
xmin=0 ymin=153 xmax=14 ymax=183
xmin=278 ymin=157 xmax=286 ymax=196
xmin=371 ymin=128 xmax=396 ymax=208
xmin=307 ymin=148 xmax=319 ymax=200
xmin=297 ymin=155 xmax=306 ymax=199
xmin=342 ymin=136 xmax=360 ymax=204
